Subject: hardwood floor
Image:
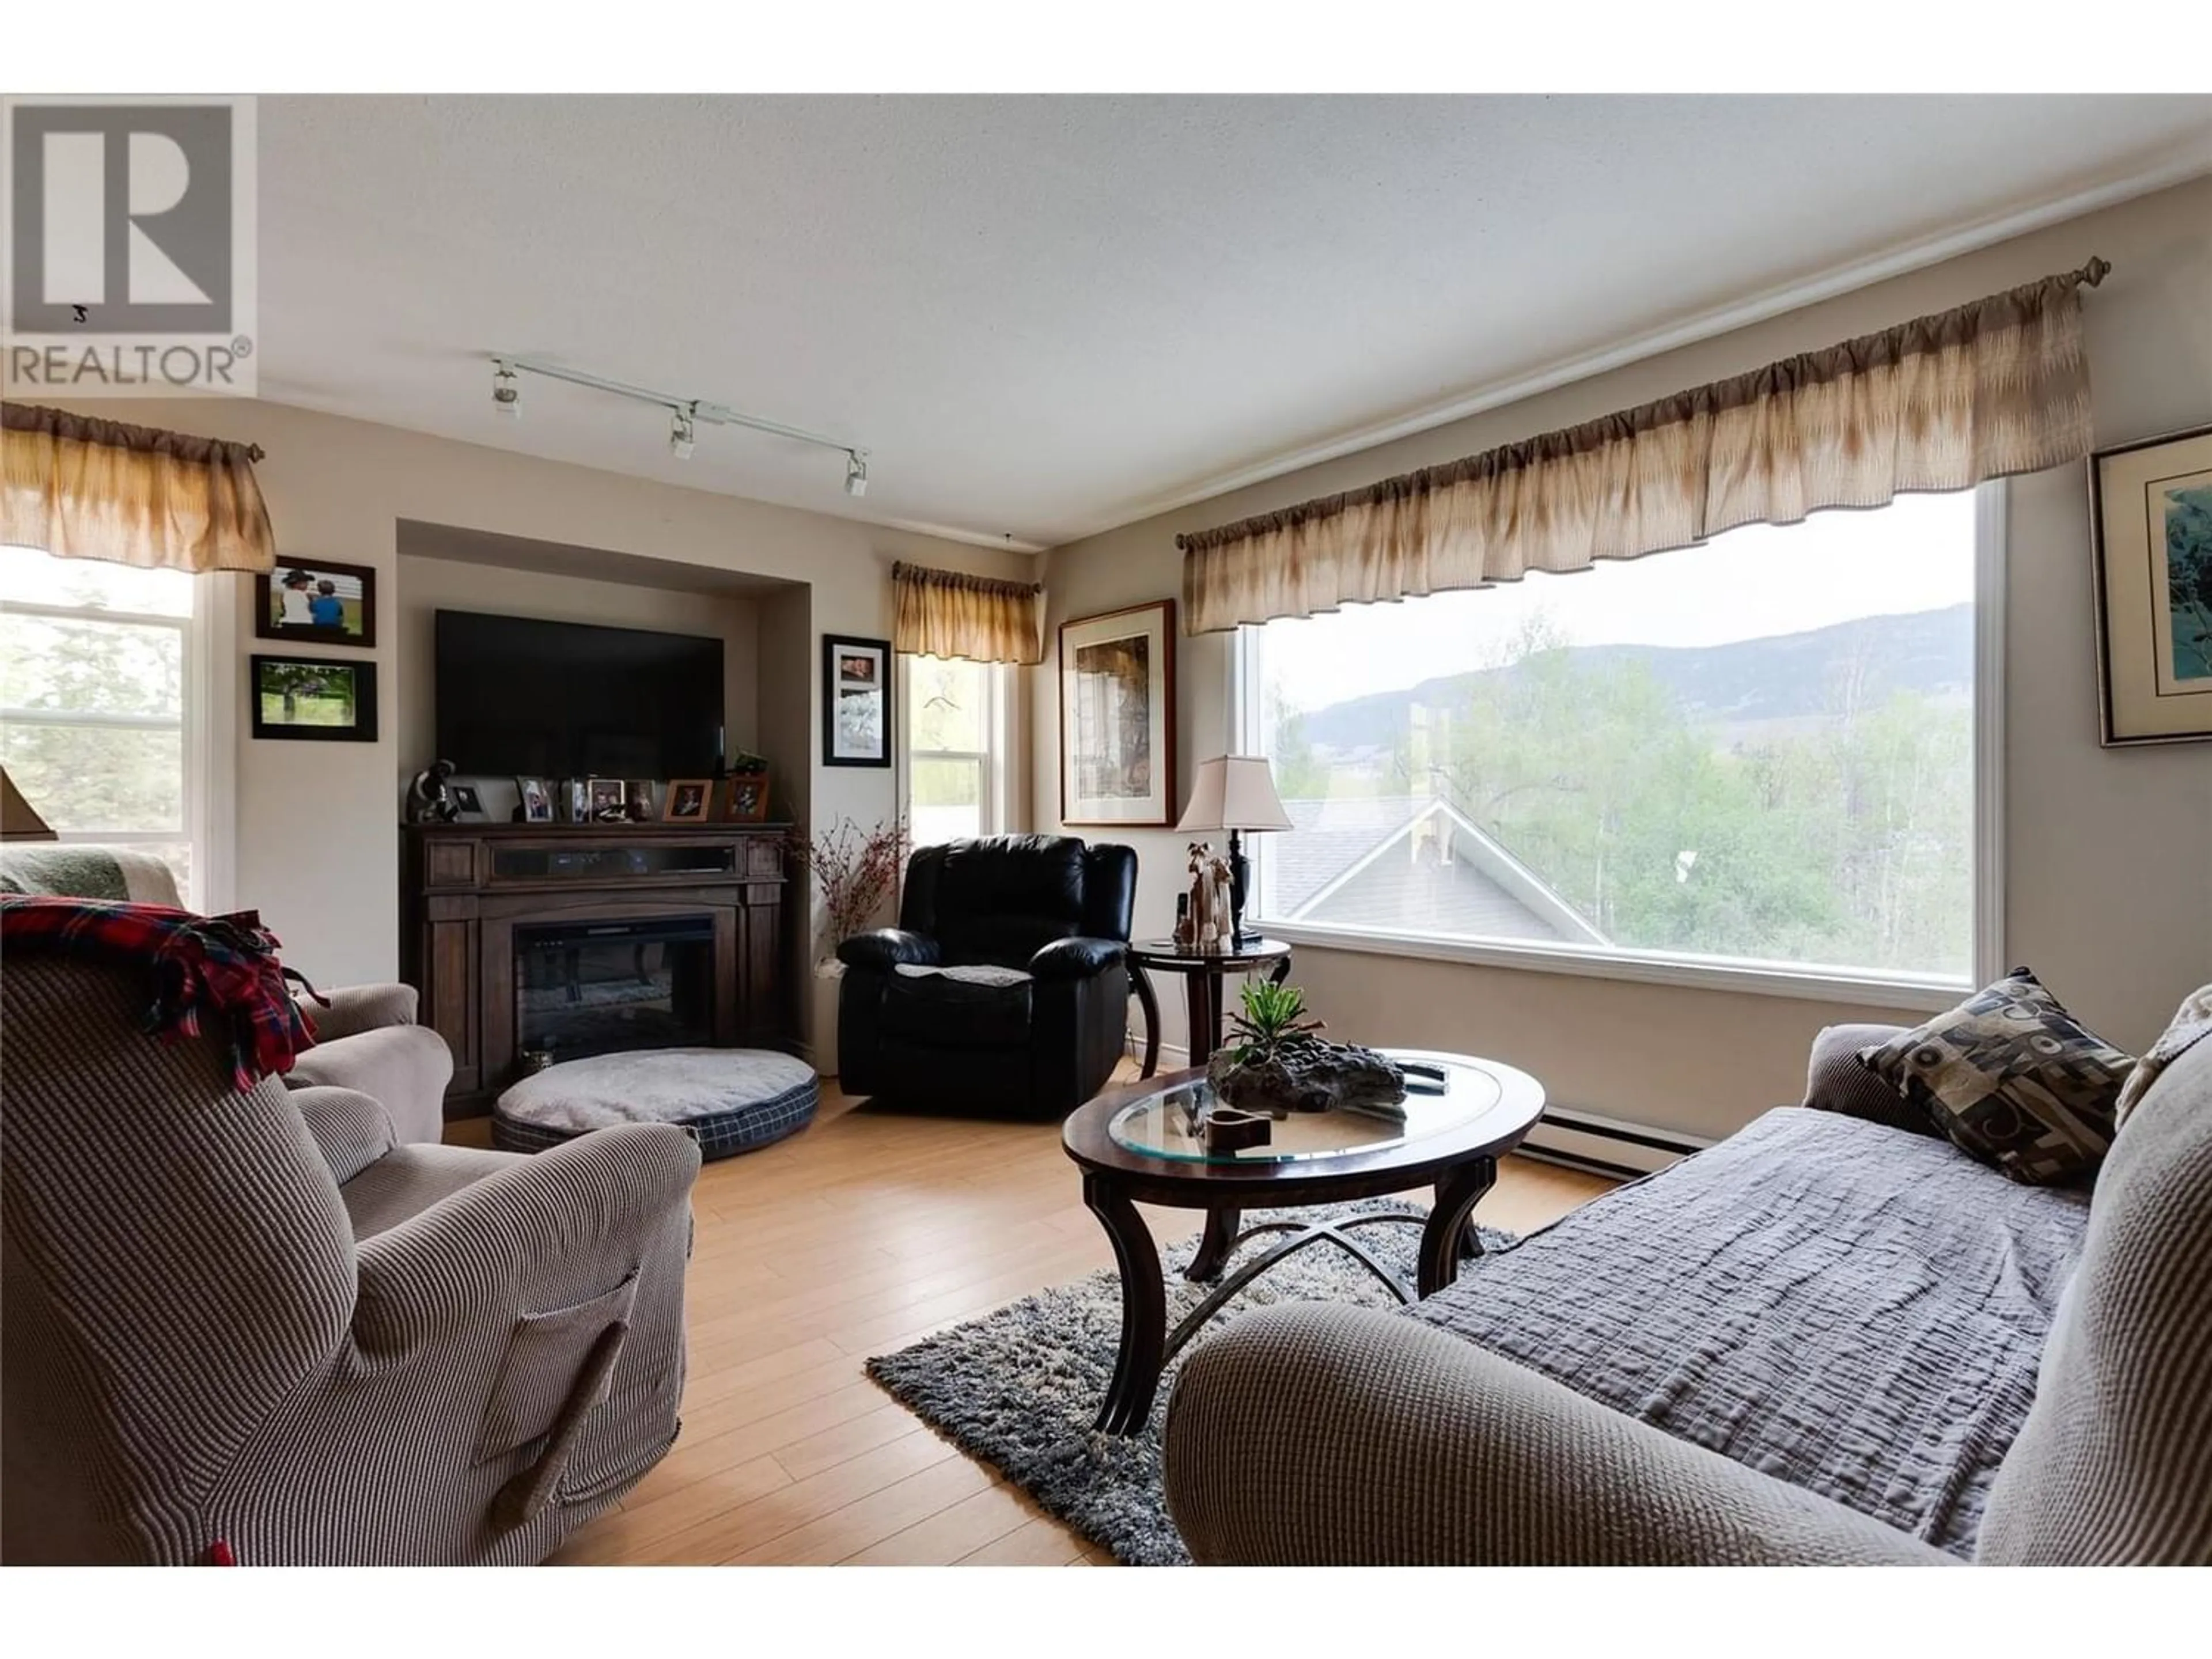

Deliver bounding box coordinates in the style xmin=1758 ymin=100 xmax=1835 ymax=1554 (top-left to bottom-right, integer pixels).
xmin=483 ymin=1062 xmax=1614 ymax=1567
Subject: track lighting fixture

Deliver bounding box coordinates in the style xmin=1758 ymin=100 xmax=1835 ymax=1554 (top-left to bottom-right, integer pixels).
xmin=486 ymin=354 xmax=872 ymax=498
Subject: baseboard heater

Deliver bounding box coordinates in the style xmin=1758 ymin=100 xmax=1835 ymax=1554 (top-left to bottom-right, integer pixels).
xmin=1123 ymin=1033 xmax=1711 ymax=1182
xmin=1519 ymin=1107 xmax=1712 ymax=1181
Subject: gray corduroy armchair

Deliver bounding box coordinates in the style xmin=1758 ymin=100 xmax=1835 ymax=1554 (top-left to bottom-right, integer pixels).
xmin=1 ymin=953 xmax=700 ymax=1565
xmin=0 ymin=843 xmax=453 ymax=1143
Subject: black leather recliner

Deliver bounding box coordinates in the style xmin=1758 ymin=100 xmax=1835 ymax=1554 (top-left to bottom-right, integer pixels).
xmin=836 ymin=835 xmax=1137 ymax=1118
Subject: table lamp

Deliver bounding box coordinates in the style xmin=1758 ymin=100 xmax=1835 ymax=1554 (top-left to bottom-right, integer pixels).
xmin=1176 ymin=755 xmax=1292 ymax=948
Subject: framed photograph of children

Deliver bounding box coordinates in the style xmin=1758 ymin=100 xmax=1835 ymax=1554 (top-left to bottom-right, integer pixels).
xmin=249 ymin=656 xmax=379 ymax=743
xmin=586 ymin=777 xmax=627 ymax=820
xmin=663 ymin=778 xmax=714 ymax=823
xmin=822 ymin=634 xmax=892 ymax=767
xmin=723 ymin=771 xmax=772 ymax=824
xmin=2091 ymin=423 xmax=2212 ymax=746
xmin=516 ymin=777 xmax=555 ymax=824
xmin=254 ymin=559 xmax=378 ymax=649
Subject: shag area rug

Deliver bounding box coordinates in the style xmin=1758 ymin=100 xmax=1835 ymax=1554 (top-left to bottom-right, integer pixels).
xmin=866 ymin=1202 xmax=1516 ymax=1565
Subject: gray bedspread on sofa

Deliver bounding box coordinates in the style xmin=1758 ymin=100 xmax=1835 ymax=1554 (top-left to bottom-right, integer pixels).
xmin=1411 ymin=1107 xmax=2089 ymax=1554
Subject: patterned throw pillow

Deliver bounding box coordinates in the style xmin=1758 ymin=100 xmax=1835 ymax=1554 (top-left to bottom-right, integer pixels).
xmin=1857 ymin=968 xmax=2135 ymax=1186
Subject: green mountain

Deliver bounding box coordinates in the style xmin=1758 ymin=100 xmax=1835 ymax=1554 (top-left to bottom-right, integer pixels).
xmin=1300 ymin=603 xmax=1973 ymax=752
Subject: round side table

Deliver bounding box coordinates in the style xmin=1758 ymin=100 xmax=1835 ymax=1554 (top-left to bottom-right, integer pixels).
xmin=1126 ymin=937 xmax=1293 ymax=1077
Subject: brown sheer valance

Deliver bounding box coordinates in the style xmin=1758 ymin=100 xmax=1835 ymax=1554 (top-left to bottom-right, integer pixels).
xmin=892 ymin=560 xmax=1044 ymax=664
xmin=1 ymin=403 xmax=277 ymax=574
xmin=1179 ymin=260 xmax=2111 ymax=634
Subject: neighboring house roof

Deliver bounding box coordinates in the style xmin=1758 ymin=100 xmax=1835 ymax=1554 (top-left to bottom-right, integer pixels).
xmin=1264 ymin=795 xmax=1607 ymax=946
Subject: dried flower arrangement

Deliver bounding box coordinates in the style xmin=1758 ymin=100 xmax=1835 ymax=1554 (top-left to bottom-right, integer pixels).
xmin=787 ymin=813 xmax=910 ymax=952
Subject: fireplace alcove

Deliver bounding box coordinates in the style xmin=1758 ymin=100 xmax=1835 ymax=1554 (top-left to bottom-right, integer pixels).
xmin=402 ymin=823 xmax=791 ymax=1116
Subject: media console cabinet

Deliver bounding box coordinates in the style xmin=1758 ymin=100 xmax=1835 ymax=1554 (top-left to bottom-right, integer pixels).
xmin=401 ymin=821 xmax=793 ymax=1116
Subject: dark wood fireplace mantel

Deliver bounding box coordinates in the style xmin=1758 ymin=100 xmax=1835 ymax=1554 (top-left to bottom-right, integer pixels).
xmin=402 ymin=821 xmax=792 ymax=1116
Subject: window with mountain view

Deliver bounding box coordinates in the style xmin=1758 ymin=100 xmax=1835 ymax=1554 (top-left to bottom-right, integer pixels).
xmin=1243 ymin=490 xmax=1980 ymax=984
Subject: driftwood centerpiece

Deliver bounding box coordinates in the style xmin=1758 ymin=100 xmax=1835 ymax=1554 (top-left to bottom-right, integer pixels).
xmin=1204 ymin=980 xmax=1406 ymax=1118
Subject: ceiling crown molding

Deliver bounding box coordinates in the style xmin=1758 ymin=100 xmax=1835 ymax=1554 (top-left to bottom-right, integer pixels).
xmin=1056 ymin=138 xmax=2212 ymax=550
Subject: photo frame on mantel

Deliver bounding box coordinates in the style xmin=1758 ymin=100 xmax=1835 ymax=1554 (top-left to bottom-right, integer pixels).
xmin=1059 ymin=599 xmax=1176 ymax=826
xmin=2090 ymin=423 xmax=2212 ymax=746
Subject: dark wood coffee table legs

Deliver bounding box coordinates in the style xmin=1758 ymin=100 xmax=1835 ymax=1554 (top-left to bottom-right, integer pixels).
xmin=1083 ymin=1171 xmax=1165 ymax=1435
xmin=1185 ymin=1205 xmax=1241 ymax=1281
xmin=1418 ymin=1155 xmax=1498 ymax=1297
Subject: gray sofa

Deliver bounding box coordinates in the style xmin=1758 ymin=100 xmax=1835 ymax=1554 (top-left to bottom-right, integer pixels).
xmin=1162 ymin=1009 xmax=2212 ymax=1566
xmin=0 ymin=844 xmax=452 ymax=1143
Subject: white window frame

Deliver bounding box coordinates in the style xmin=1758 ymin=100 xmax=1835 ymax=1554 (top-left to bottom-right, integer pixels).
xmin=897 ymin=653 xmax=1015 ymax=842
xmin=1232 ymin=483 xmax=2006 ymax=1012
xmin=0 ymin=560 xmax=236 ymax=911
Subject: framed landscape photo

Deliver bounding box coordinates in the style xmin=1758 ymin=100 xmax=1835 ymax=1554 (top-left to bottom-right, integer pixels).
xmin=823 ymin=634 xmax=892 ymax=767
xmin=249 ymin=655 xmax=378 ymax=742
xmin=253 ymin=559 xmax=377 ymax=649
xmin=1059 ymin=599 xmax=1176 ymax=825
xmin=2090 ymin=424 xmax=2212 ymax=746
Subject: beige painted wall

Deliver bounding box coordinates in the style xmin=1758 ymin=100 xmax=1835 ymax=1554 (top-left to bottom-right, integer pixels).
xmin=390 ymin=551 xmax=763 ymax=788
xmin=45 ymin=396 xmax=1035 ymax=1005
xmin=1033 ymin=175 xmax=2212 ymax=1141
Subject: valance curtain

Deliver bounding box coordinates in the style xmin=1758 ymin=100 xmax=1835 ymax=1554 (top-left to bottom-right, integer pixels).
xmin=891 ymin=561 xmax=1045 ymax=665
xmin=1179 ymin=260 xmax=2110 ymax=634
xmin=0 ymin=402 xmax=277 ymax=574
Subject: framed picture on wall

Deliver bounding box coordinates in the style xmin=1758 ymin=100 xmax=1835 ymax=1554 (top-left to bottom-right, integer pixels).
xmin=253 ymin=559 xmax=377 ymax=648
xmin=1059 ymin=599 xmax=1176 ymax=825
xmin=823 ymin=634 xmax=893 ymax=767
xmin=249 ymin=655 xmax=378 ymax=742
xmin=2090 ymin=423 xmax=2212 ymax=746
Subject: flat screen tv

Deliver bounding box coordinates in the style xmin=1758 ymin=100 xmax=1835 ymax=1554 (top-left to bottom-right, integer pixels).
xmin=435 ymin=609 xmax=725 ymax=779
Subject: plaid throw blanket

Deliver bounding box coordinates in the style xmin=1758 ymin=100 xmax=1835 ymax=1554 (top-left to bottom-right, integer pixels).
xmin=0 ymin=896 xmax=317 ymax=1089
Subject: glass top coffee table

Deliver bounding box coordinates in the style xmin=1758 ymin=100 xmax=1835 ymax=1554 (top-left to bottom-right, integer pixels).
xmin=1062 ymin=1048 xmax=1546 ymax=1434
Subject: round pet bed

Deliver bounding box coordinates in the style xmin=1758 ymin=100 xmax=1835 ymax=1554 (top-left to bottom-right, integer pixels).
xmin=493 ymin=1047 xmax=819 ymax=1161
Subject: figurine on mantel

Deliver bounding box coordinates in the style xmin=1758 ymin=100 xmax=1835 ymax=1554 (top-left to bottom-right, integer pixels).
xmin=406 ymin=759 xmax=461 ymax=825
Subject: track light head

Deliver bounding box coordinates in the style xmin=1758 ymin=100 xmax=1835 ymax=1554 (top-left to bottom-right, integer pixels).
xmin=491 ymin=361 xmax=520 ymax=419
xmin=669 ymin=406 xmax=696 ymax=461
xmin=844 ymin=452 xmax=868 ymax=498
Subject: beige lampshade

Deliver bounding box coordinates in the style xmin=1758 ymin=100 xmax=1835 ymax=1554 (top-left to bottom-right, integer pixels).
xmin=1176 ymin=755 xmax=1292 ymax=833
xmin=1 ymin=767 xmax=58 ymax=842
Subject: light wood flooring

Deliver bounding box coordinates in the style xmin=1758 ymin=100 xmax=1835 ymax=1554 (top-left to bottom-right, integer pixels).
xmin=458 ymin=1062 xmax=1613 ymax=1567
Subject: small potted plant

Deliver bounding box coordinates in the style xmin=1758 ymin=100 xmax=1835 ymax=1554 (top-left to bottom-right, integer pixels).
xmin=1206 ymin=980 xmax=1408 ymax=1119
xmin=786 ymin=814 xmax=908 ymax=1076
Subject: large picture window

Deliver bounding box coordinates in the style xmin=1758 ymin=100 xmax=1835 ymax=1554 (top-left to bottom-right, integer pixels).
xmin=1 ymin=548 xmax=200 ymax=902
xmin=1242 ymin=491 xmax=1986 ymax=991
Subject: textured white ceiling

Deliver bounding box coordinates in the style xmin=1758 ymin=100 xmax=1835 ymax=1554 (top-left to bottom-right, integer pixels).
xmin=256 ymin=95 xmax=2212 ymax=550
